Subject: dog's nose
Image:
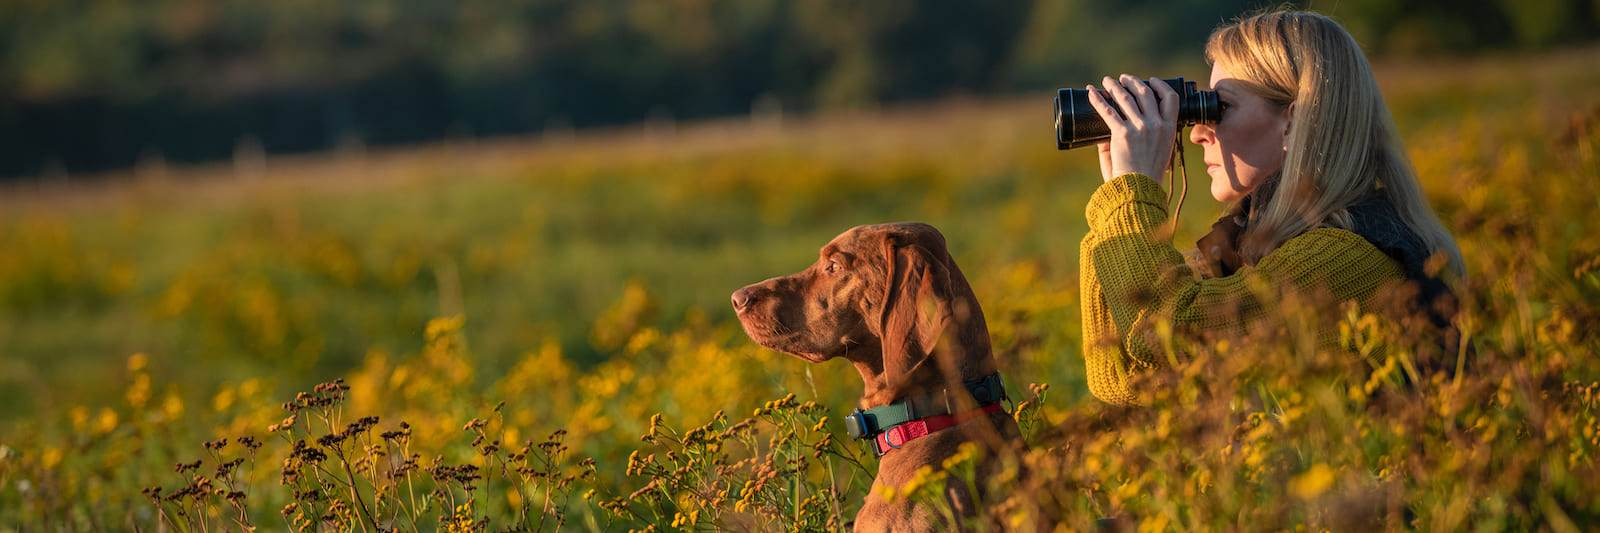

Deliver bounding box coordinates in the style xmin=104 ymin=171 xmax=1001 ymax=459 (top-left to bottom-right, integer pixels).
xmin=731 ymin=287 xmax=755 ymax=312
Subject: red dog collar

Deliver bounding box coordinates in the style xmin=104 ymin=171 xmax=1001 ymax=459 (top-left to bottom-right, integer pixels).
xmin=873 ymin=403 xmax=1005 ymax=455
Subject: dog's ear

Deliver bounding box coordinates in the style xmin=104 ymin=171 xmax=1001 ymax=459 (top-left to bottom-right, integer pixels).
xmin=878 ymin=237 xmax=954 ymax=393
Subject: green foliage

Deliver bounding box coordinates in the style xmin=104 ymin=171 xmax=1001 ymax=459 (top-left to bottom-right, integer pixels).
xmin=5 ymin=0 xmax=1590 ymax=104
xmin=7 ymin=0 xmax=1596 ymax=176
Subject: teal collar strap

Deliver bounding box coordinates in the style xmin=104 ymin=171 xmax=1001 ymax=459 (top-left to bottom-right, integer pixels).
xmin=844 ymin=373 xmax=1007 ymax=441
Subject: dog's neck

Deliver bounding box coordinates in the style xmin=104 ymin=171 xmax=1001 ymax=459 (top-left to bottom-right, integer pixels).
xmin=849 ymin=355 xmax=895 ymax=408
xmin=846 ymin=340 xmax=996 ymax=410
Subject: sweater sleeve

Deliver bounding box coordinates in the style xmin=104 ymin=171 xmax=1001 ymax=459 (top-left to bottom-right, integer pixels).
xmin=1078 ymin=173 xmax=1406 ymax=405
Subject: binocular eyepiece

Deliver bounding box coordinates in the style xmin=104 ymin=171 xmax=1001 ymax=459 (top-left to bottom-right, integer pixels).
xmin=1055 ymin=77 xmax=1223 ymax=150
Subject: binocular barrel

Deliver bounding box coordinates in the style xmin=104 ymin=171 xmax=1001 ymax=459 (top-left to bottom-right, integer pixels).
xmin=1055 ymin=77 xmax=1222 ymax=150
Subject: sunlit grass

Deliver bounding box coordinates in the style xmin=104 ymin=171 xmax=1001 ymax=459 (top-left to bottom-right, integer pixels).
xmin=1 ymin=46 xmax=1598 ymax=530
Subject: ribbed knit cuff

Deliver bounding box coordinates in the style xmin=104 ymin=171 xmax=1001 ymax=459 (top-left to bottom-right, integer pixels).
xmin=1086 ymin=173 xmax=1169 ymax=235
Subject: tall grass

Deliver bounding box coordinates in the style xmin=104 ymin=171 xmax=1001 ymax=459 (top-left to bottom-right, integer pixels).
xmin=1 ymin=46 xmax=1598 ymax=530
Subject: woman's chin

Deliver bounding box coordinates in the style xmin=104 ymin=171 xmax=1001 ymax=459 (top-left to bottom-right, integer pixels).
xmin=1210 ymin=183 xmax=1240 ymax=203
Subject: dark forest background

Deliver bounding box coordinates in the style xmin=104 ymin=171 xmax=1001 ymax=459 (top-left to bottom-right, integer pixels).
xmin=3 ymin=0 xmax=1595 ymax=179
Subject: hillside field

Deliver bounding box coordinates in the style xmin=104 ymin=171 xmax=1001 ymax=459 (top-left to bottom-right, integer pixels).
xmin=2 ymin=46 xmax=1598 ymax=530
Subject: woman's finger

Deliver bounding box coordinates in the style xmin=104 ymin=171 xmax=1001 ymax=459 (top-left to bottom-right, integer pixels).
xmin=1085 ymin=83 xmax=1125 ymax=131
xmin=1120 ymin=74 xmax=1158 ymax=127
xmin=1097 ymin=141 xmax=1114 ymax=182
xmin=1149 ymin=77 xmax=1180 ymax=125
xmin=1103 ymin=76 xmax=1144 ymax=128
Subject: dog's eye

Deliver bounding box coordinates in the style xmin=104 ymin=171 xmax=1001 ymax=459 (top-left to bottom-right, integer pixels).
xmin=826 ymin=261 xmax=843 ymax=273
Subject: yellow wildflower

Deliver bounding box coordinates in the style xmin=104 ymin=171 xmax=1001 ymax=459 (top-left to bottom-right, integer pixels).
xmin=1289 ymin=464 xmax=1335 ymax=500
xmin=93 ymin=407 xmax=119 ymax=435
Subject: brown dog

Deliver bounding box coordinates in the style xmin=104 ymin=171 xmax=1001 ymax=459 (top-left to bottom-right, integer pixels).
xmin=732 ymin=222 xmax=1023 ymax=532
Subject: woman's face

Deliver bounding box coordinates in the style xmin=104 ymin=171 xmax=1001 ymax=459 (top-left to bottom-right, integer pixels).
xmin=1189 ymin=63 xmax=1293 ymax=202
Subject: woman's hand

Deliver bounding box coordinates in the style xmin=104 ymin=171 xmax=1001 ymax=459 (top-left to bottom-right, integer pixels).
xmin=1088 ymin=74 xmax=1180 ymax=183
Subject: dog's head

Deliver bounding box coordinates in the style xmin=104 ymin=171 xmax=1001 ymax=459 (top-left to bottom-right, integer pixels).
xmin=732 ymin=222 xmax=993 ymax=404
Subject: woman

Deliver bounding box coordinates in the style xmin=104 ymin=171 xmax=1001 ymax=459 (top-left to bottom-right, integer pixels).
xmin=1078 ymin=10 xmax=1465 ymax=406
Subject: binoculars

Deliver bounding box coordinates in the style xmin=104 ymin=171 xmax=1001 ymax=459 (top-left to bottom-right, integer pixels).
xmin=1054 ymin=77 xmax=1223 ymax=150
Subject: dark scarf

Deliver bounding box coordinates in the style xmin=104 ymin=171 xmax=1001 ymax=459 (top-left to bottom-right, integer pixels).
xmin=1194 ymin=195 xmax=1441 ymax=286
xmin=1192 ymin=196 xmax=1253 ymax=280
xmin=1192 ymin=193 xmax=1462 ymax=364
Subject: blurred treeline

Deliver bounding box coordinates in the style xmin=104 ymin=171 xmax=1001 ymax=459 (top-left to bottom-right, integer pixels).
xmin=3 ymin=0 xmax=1595 ymax=178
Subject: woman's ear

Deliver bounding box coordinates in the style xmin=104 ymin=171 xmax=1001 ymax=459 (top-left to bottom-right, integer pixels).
xmin=1281 ymin=102 xmax=1296 ymax=151
xmin=878 ymin=242 xmax=953 ymax=393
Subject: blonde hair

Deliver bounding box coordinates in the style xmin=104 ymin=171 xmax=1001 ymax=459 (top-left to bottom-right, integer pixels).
xmin=1206 ymin=10 xmax=1466 ymax=278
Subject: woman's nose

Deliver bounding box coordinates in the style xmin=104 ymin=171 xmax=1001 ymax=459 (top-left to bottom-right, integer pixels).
xmin=1189 ymin=123 xmax=1214 ymax=145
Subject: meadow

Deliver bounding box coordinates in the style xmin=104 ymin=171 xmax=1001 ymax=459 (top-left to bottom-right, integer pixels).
xmin=1 ymin=45 xmax=1598 ymax=531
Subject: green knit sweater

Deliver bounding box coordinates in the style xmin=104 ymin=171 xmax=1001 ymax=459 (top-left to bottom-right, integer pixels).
xmin=1079 ymin=173 xmax=1406 ymax=406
